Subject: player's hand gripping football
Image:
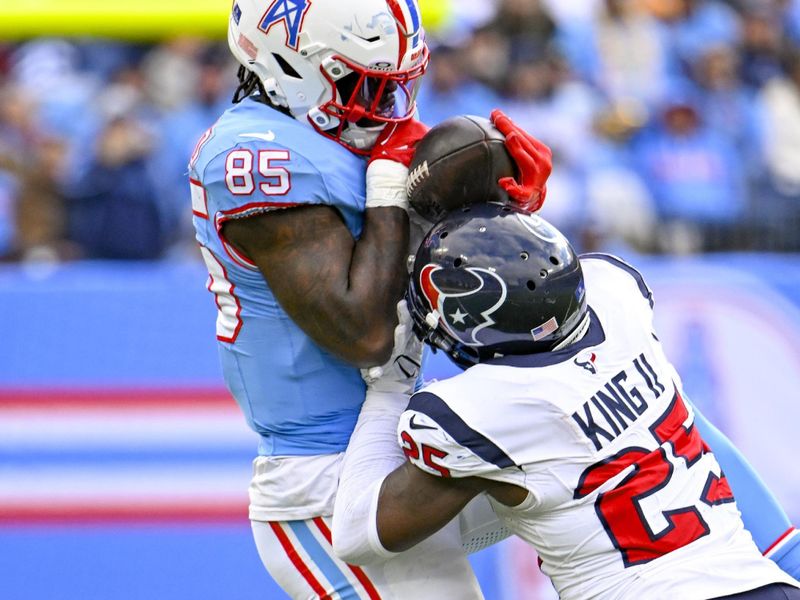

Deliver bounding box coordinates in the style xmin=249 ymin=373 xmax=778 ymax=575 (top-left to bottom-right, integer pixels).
xmin=361 ymin=299 xmax=423 ymax=396
xmin=370 ymin=118 xmax=430 ymax=167
xmin=491 ymin=109 xmax=552 ymax=213
xmin=365 ymin=118 xmax=430 ymax=212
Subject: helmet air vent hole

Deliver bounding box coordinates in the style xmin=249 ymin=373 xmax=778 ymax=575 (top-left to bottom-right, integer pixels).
xmin=502 ymin=206 xmax=512 ymax=212
xmin=527 ymin=280 xmax=536 ymax=291
xmin=520 ymin=251 xmax=529 ymax=261
xmin=440 ymin=231 xmax=448 ymax=239
xmin=454 ymin=257 xmax=463 ymax=268
xmin=272 ymin=54 xmax=301 ymax=79
xmin=540 ymin=269 xmax=548 ymax=278
xmin=550 ymin=256 xmax=560 ymax=266
xmin=462 ymin=206 xmax=471 ymax=212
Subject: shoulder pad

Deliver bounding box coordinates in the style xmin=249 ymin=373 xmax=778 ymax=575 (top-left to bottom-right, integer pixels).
xmin=398 ymin=391 xmax=516 ymax=479
xmin=581 ymin=253 xmax=654 ymax=309
xmin=200 ymin=139 xmax=329 ymax=221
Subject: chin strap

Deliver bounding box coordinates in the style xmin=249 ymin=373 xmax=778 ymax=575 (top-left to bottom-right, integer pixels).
xmin=340 ymin=122 xmax=385 ymax=152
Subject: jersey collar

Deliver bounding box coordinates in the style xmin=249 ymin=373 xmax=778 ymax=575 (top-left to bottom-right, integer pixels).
xmin=486 ymin=307 xmax=606 ymax=369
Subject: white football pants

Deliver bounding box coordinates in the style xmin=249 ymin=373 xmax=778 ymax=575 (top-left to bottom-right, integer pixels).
xmin=252 ymin=513 xmax=484 ymax=600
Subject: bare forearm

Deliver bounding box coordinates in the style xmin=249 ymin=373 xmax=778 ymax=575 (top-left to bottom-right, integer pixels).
xmin=342 ymin=206 xmax=410 ymax=351
xmin=224 ymin=205 xmax=409 ymax=366
xmin=376 ymin=463 xmax=482 ymax=552
xmin=280 ymin=207 xmax=408 ymax=364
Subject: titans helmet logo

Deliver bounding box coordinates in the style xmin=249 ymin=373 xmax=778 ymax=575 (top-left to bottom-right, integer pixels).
xmin=419 ymin=264 xmax=507 ymax=347
xmin=259 ymin=0 xmax=312 ymax=50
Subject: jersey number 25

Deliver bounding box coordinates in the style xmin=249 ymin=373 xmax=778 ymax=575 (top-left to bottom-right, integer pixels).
xmin=574 ymin=390 xmax=735 ymax=567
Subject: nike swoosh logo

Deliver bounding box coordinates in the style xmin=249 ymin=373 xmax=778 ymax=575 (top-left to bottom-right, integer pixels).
xmin=239 ymin=131 xmax=276 ymax=142
xmin=395 ymin=354 xmax=420 ymax=379
xmin=409 ymin=414 xmax=437 ymax=431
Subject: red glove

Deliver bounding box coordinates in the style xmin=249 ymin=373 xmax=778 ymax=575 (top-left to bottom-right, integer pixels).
xmin=369 ymin=118 xmax=430 ymax=167
xmin=491 ymin=109 xmax=552 ymax=212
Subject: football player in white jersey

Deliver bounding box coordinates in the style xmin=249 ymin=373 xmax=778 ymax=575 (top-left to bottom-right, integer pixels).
xmin=332 ymin=202 xmax=800 ymax=599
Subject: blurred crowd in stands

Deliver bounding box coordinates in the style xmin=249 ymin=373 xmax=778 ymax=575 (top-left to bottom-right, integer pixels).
xmin=1 ymin=0 xmax=800 ymax=262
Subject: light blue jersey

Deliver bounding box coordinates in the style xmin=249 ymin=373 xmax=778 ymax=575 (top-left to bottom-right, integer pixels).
xmin=189 ymin=98 xmax=368 ymax=457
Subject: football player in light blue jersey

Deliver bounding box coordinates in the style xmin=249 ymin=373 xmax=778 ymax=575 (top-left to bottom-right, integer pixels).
xmin=187 ymin=0 xmax=549 ymax=597
xmin=191 ymin=93 xmax=373 ymax=457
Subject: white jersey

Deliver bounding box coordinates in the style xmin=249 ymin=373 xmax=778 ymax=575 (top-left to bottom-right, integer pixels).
xmin=399 ymin=255 xmax=797 ymax=600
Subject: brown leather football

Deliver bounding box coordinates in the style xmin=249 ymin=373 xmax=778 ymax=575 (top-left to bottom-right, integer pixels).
xmin=406 ymin=115 xmax=516 ymax=223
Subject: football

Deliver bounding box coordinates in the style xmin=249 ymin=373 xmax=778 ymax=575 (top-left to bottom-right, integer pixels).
xmin=406 ymin=115 xmax=516 ymax=223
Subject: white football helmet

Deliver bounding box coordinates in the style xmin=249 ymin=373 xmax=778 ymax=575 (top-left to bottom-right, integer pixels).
xmin=228 ymin=0 xmax=429 ymax=152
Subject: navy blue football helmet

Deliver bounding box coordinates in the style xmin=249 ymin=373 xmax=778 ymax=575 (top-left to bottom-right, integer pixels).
xmin=407 ymin=202 xmax=588 ymax=368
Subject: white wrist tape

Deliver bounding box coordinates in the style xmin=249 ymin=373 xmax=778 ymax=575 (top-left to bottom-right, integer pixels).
xmin=366 ymin=159 xmax=410 ymax=211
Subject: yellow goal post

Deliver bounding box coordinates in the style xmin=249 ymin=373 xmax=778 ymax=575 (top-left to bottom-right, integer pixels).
xmin=0 ymin=1 xmax=452 ymax=41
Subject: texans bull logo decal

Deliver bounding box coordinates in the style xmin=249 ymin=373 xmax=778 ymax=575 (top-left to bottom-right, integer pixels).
xmin=419 ymin=264 xmax=507 ymax=347
xmin=574 ymin=351 xmax=598 ymax=374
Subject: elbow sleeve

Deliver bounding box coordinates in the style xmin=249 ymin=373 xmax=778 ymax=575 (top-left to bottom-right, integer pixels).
xmin=331 ymin=476 xmax=398 ymax=566
xmin=331 ymin=390 xmax=408 ymax=565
